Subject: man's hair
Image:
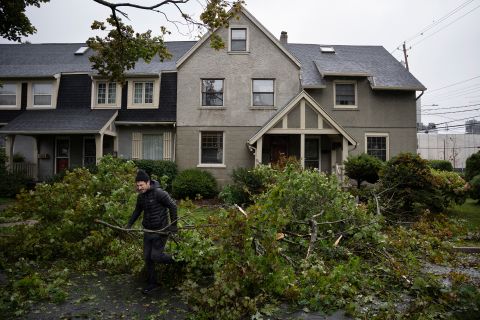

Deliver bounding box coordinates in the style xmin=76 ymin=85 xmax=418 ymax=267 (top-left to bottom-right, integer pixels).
xmin=135 ymin=169 xmax=150 ymax=182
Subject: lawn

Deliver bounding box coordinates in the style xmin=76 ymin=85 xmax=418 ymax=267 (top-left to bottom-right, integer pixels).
xmin=447 ymin=198 xmax=480 ymax=231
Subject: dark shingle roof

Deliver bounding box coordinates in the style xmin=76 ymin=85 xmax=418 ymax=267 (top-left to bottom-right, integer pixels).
xmin=0 ymin=42 xmax=195 ymax=77
xmin=286 ymin=44 xmax=426 ymax=90
xmin=0 ymin=109 xmax=117 ymax=134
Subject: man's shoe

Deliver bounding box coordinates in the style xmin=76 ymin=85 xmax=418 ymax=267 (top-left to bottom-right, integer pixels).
xmin=142 ymin=283 xmax=159 ymax=294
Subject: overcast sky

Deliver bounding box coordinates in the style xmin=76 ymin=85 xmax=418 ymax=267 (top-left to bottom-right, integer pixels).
xmin=2 ymin=0 xmax=479 ymax=132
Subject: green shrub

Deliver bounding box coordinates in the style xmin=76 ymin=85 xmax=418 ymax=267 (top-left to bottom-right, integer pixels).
xmin=430 ymin=169 xmax=468 ymax=207
xmin=0 ymin=171 xmax=30 ymax=198
xmin=172 ymin=168 xmax=217 ymax=199
xmin=220 ymin=167 xmax=270 ymax=206
xmin=344 ymin=153 xmax=384 ymax=188
xmin=428 ymin=160 xmax=453 ymax=172
xmin=465 ymin=152 xmax=480 ymax=182
xmin=133 ymin=159 xmax=177 ymax=191
xmin=470 ymin=174 xmax=480 ymax=202
xmin=379 ymin=153 xmax=438 ymax=216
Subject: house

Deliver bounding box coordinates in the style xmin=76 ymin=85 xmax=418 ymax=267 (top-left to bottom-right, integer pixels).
xmin=0 ymin=7 xmax=426 ymax=185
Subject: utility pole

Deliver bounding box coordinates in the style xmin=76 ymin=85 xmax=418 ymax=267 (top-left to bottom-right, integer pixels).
xmin=403 ymin=42 xmax=409 ymax=71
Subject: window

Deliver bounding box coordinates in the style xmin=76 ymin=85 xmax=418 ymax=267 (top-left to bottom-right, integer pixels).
xmin=202 ymin=79 xmax=224 ymax=106
xmin=97 ymin=82 xmax=116 ymax=105
xmin=201 ymin=132 xmax=224 ymax=164
xmin=55 ymin=137 xmax=70 ymax=173
xmin=134 ymin=81 xmax=154 ymax=104
xmin=33 ymin=83 xmax=52 ymax=106
xmin=366 ymin=134 xmax=389 ymax=161
xmin=230 ymin=28 xmax=247 ymax=52
xmin=0 ymin=83 xmax=17 ymax=106
xmin=142 ymin=134 xmax=163 ymax=160
xmin=334 ymin=82 xmax=356 ymax=107
xmin=252 ymin=79 xmax=274 ymax=106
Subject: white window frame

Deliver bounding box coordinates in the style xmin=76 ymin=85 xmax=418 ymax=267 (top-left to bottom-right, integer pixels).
xmin=200 ymin=78 xmax=225 ymax=108
xmin=333 ymin=80 xmax=358 ymax=109
xmin=251 ymin=79 xmax=275 ymax=108
xmin=27 ymin=81 xmax=57 ymax=109
xmin=228 ymin=26 xmax=249 ymax=53
xmin=365 ymin=133 xmax=389 ymax=161
xmin=91 ymin=80 xmax=121 ymax=109
xmin=127 ymin=78 xmax=159 ymax=109
xmin=198 ymin=131 xmax=226 ymax=168
xmin=0 ymin=83 xmax=21 ymax=109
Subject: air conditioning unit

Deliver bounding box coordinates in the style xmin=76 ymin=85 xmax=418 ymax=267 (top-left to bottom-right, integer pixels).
xmin=37 ymin=153 xmax=50 ymax=159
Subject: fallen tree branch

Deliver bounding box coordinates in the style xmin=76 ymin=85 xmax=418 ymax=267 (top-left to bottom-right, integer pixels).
xmin=305 ymin=219 xmax=318 ymax=259
xmin=235 ymin=204 xmax=248 ymax=217
xmin=95 ymin=219 xmax=170 ymax=235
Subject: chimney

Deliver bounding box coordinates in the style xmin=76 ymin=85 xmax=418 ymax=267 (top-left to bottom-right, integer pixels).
xmin=280 ymin=31 xmax=288 ymax=45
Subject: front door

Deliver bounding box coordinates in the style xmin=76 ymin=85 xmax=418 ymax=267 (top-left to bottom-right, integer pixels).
xmin=305 ymin=137 xmax=320 ymax=170
xmin=55 ymin=137 xmax=70 ymax=173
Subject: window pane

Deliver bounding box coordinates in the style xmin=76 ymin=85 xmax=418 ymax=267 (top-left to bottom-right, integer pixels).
xmin=253 ymin=93 xmax=274 ymax=106
xmin=33 ymin=83 xmax=52 ymax=95
xmin=367 ymin=136 xmax=386 ymax=161
xmin=144 ymin=82 xmax=153 ymax=103
xmin=97 ymin=83 xmax=106 ymax=104
xmin=335 ymin=83 xmax=355 ymax=105
xmin=253 ymin=80 xmax=273 ymax=92
xmin=201 ymin=132 xmax=223 ymax=164
xmin=202 ymin=80 xmax=223 ymax=106
xmin=34 ymin=95 xmax=51 ymax=105
xmin=134 ymin=82 xmax=143 ymax=104
xmin=231 ymin=40 xmax=246 ymax=51
xmin=0 ymin=95 xmax=16 ymax=105
xmin=0 ymin=84 xmax=16 ymax=95
xmin=231 ymin=29 xmax=246 ymax=40
xmin=143 ymin=134 xmax=163 ymax=160
xmin=107 ymin=82 xmax=116 ymax=104
xmin=84 ymin=138 xmax=96 ymax=166
xmin=56 ymin=139 xmax=69 ymax=157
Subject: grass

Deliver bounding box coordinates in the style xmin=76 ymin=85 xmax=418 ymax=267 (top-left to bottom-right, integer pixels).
xmin=447 ymin=198 xmax=480 ymax=231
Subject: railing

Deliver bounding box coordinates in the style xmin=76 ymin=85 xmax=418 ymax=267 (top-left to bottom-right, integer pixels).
xmin=8 ymin=162 xmax=38 ymax=180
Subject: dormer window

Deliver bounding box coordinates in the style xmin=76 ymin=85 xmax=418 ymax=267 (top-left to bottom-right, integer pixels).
xmin=0 ymin=83 xmax=19 ymax=108
xmin=92 ymin=80 xmax=121 ymax=109
xmin=334 ymin=81 xmax=357 ymax=109
xmin=97 ymin=81 xmax=116 ymax=105
xmin=33 ymin=83 xmax=53 ymax=106
xmin=133 ymin=81 xmax=154 ymax=104
xmin=229 ymin=27 xmax=248 ymax=52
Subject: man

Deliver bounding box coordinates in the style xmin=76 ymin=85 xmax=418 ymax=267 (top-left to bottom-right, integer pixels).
xmin=127 ymin=169 xmax=178 ymax=294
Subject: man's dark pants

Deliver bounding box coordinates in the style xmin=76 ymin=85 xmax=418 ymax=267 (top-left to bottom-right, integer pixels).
xmin=144 ymin=233 xmax=174 ymax=285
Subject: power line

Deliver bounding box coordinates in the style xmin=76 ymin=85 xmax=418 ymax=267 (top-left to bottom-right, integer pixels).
xmin=410 ymin=3 xmax=480 ymax=48
xmin=424 ymin=75 xmax=480 ymax=93
xmin=389 ymin=0 xmax=478 ymax=54
xmin=422 ymin=107 xmax=480 ymax=115
xmin=422 ymin=103 xmax=480 ymax=111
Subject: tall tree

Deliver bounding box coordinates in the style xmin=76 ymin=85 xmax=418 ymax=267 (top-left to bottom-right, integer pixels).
xmin=1 ymin=0 xmax=244 ymax=82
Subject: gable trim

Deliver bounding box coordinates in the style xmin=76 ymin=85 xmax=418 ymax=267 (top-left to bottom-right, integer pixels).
xmin=248 ymin=90 xmax=357 ymax=146
xmin=176 ymin=7 xmax=301 ymax=69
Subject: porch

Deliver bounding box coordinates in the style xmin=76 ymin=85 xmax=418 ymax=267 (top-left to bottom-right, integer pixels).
xmin=248 ymin=91 xmax=355 ymax=175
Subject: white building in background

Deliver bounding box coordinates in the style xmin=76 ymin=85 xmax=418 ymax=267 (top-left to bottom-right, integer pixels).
xmin=417 ymin=133 xmax=480 ymax=170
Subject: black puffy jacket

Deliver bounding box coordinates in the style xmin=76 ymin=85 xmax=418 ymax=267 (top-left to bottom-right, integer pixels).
xmin=127 ymin=180 xmax=177 ymax=230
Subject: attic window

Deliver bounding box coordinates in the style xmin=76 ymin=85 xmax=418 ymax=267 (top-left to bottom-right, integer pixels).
xmin=320 ymin=47 xmax=335 ymax=53
xmin=74 ymin=46 xmax=89 ymax=55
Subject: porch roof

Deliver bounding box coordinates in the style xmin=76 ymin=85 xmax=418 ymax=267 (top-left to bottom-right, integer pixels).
xmin=248 ymin=90 xmax=357 ymax=146
xmin=0 ymin=109 xmax=118 ymax=135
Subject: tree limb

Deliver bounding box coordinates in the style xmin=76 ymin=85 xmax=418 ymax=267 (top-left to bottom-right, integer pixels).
xmin=305 ymin=219 xmax=318 ymax=259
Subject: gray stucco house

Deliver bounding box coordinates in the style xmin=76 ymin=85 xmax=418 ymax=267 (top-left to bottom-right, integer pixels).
xmin=0 ymin=7 xmax=425 ymax=184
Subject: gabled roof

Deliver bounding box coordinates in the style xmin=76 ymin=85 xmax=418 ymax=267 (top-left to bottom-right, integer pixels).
xmin=0 ymin=109 xmax=118 ymax=134
xmin=287 ymin=44 xmax=426 ymax=91
xmin=248 ymin=90 xmax=357 ymax=146
xmin=0 ymin=42 xmax=195 ymax=77
xmin=176 ymin=7 xmax=301 ymax=68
